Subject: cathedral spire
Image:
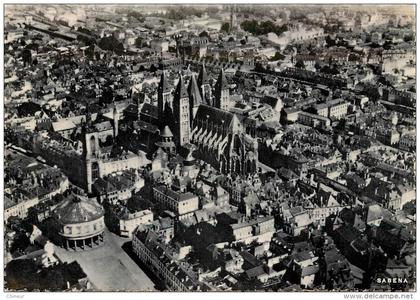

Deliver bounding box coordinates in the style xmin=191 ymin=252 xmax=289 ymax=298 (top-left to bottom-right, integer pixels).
xmin=216 ymin=68 xmax=229 ymax=90
xmin=158 ymin=70 xmax=173 ymax=122
xmin=158 ymin=70 xmax=171 ymax=94
xmin=188 ymin=74 xmax=202 ymax=106
xmin=174 ymin=73 xmax=189 ymax=101
xmin=188 ymin=73 xmax=202 ymax=123
xmin=197 ymin=63 xmax=208 ymax=88
xmin=214 ymin=69 xmax=230 ymax=110
xmin=197 ymin=63 xmax=212 ymax=105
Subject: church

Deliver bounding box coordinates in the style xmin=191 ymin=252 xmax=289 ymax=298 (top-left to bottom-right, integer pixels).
xmin=140 ymin=64 xmax=259 ymax=175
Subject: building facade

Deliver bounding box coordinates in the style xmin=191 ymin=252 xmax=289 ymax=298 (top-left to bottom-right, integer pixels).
xmin=54 ymin=192 xmax=105 ymax=251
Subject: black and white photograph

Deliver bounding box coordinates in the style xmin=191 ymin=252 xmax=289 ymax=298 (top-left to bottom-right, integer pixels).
xmin=2 ymin=1 xmax=417 ymax=296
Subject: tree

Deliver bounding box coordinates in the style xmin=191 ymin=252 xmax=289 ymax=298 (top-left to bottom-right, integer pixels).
xmin=325 ymin=35 xmax=336 ymax=48
xmin=5 ymin=259 xmax=86 ymax=291
xmin=348 ymin=53 xmax=360 ymax=62
xmin=295 ymin=59 xmax=305 ymax=69
xmin=77 ymin=27 xmax=93 ymax=36
xmin=100 ymin=86 xmax=114 ymax=105
xmin=85 ymin=44 xmax=95 ymax=59
xmin=241 ymin=19 xmax=287 ymax=36
xmin=38 ymin=217 xmax=61 ymax=245
xmin=39 ymin=268 xmax=66 ymax=290
xmin=5 ymin=259 xmax=39 ymax=290
xmin=228 ymin=36 xmax=235 ymax=42
xmin=9 ymin=231 xmax=30 ymax=254
xmin=127 ymin=11 xmax=145 ymax=22
xmin=22 ymin=48 xmax=32 ymax=65
xmin=98 ymin=36 xmax=125 ymax=55
xmin=165 ymin=6 xmax=202 ymax=20
xmin=77 ymin=34 xmax=95 ymax=46
xmin=270 ymin=51 xmax=285 ymax=61
xmin=149 ymin=64 xmax=157 ymax=73
xmin=403 ymin=34 xmax=414 ymax=43
xmin=221 ymin=22 xmax=230 ymax=33
xmin=17 ymin=102 xmax=41 ymax=117
xmin=127 ymin=195 xmax=154 ymax=213
xmin=199 ymin=31 xmax=209 ymax=37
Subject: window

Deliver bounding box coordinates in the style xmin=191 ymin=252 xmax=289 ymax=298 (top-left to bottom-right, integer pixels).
xmin=66 ymin=226 xmax=72 ymax=234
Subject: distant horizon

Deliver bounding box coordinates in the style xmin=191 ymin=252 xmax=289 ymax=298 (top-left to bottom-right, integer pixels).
xmin=4 ymin=4 xmax=415 ymax=13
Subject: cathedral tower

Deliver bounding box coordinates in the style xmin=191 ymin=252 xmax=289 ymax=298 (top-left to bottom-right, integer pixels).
xmin=197 ymin=63 xmax=211 ymax=105
xmin=158 ymin=71 xmax=172 ymax=121
xmin=214 ymin=69 xmax=230 ymax=110
xmin=188 ymin=73 xmax=202 ymax=124
xmin=82 ymin=111 xmax=100 ymax=194
xmin=173 ymin=74 xmax=190 ymax=147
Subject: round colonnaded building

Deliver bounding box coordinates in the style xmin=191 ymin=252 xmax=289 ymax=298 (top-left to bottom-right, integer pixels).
xmin=54 ymin=192 xmax=105 ymax=251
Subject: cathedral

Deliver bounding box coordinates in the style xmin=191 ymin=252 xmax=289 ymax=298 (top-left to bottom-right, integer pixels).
xmin=154 ymin=65 xmax=258 ymax=175
xmin=190 ymin=104 xmax=258 ymax=175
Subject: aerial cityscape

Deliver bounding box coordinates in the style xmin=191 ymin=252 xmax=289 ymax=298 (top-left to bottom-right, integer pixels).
xmin=3 ymin=4 xmax=416 ymax=292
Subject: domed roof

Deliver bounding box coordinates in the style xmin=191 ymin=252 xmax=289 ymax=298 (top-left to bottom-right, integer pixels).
xmin=54 ymin=193 xmax=104 ymax=225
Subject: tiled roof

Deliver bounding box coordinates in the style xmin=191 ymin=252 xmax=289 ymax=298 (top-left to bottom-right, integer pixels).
xmin=54 ymin=193 xmax=104 ymax=225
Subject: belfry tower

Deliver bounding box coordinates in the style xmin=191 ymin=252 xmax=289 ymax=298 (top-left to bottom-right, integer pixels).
xmin=214 ymin=69 xmax=230 ymax=110
xmin=82 ymin=109 xmax=100 ymax=193
xmin=173 ymin=74 xmax=191 ymax=147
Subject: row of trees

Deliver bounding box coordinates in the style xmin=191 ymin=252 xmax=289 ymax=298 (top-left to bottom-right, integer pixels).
xmin=165 ymin=6 xmax=203 ymax=20
xmin=127 ymin=11 xmax=146 ymax=23
xmin=241 ymin=20 xmax=288 ymax=36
